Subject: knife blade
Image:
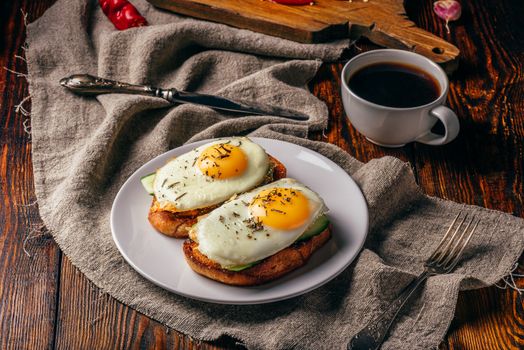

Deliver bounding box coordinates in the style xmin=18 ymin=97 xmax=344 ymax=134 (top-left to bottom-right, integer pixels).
xmin=60 ymin=74 xmax=309 ymax=121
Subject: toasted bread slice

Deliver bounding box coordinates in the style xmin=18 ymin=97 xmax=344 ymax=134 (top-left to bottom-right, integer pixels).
xmin=148 ymin=155 xmax=286 ymax=238
xmin=183 ymin=226 xmax=331 ymax=286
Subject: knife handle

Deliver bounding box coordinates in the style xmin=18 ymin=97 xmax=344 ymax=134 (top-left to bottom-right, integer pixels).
xmin=59 ymin=74 xmax=172 ymax=98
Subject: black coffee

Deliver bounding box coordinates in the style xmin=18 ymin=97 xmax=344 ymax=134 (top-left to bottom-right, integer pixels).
xmin=348 ymin=62 xmax=440 ymax=108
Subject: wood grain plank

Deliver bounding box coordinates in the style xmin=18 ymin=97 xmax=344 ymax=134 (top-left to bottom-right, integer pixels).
xmin=54 ymin=256 xmax=232 ymax=350
xmin=147 ymin=0 xmax=459 ymax=64
xmin=406 ymin=0 xmax=524 ymax=349
xmin=446 ymin=283 xmax=524 ymax=350
xmin=1 ymin=0 xmax=523 ymax=349
xmin=308 ymin=0 xmax=459 ymax=65
xmin=0 ymin=1 xmax=60 ymax=349
xmin=147 ymin=0 xmax=349 ymax=43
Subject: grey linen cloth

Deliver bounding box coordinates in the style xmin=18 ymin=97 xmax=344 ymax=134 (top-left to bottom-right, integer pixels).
xmin=26 ymin=0 xmax=524 ymax=349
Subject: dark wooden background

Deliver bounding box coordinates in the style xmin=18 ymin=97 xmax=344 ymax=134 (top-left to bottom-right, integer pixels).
xmin=1 ymin=0 xmax=523 ymax=349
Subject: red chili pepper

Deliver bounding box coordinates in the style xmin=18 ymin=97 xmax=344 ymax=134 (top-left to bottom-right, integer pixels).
xmin=99 ymin=0 xmax=148 ymax=30
xmin=271 ymin=0 xmax=313 ymax=5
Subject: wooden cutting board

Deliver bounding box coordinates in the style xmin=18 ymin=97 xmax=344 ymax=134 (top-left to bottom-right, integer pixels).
xmin=147 ymin=0 xmax=459 ymax=68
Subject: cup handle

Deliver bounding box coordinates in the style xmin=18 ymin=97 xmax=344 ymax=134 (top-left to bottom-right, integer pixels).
xmin=415 ymin=105 xmax=460 ymax=145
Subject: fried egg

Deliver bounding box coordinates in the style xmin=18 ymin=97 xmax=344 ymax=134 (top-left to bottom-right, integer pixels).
xmin=190 ymin=178 xmax=328 ymax=267
xmin=153 ymin=137 xmax=269 ymax=211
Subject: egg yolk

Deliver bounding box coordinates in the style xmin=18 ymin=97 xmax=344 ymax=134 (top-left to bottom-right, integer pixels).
xmin=249 ymin=188 xmax=310 ymax=230
xmin=197 ymin=143 xmax=248 ymax=179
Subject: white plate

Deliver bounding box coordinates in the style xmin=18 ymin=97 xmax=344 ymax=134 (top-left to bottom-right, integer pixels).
xmin=111 ymin=138 xmax=368 ymax=305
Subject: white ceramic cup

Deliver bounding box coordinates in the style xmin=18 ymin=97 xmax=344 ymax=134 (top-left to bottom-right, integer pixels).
xmin=341 ymin=49 xmax=460 ymax=147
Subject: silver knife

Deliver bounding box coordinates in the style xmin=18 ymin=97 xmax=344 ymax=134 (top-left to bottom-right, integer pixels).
xmin=60 ymin=74 xmax=309 ymax=121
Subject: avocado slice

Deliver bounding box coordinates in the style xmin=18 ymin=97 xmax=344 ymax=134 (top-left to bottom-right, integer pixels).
xmin=225 ymin=261 xmax=260 ymax=271
xmin=140 ymin=172 xmax=156 ymax=195
xmin=297 ymin=215 xmax=329 ymax=242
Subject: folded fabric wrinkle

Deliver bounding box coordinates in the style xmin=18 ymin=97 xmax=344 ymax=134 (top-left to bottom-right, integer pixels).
xmin=25 ymin=0 xmax=524 ymax=349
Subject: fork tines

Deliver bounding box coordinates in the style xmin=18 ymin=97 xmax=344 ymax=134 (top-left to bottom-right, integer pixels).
xmin=427 ymin=212 xmax=480 ymax=272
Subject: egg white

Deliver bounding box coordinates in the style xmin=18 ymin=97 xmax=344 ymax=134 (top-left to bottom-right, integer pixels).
xmin=153 ymin=137 xmax=269 ymax=211
xmin=191 ymin=178 xmax=328 ymax=267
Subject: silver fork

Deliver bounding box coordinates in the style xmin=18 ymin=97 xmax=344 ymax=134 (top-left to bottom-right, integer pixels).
xmin=348 ymin=212 xmax=480 ymax=350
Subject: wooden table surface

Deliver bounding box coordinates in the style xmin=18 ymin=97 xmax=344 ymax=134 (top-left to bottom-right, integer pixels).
xmin=1 ymin=0 xmax=523 ymax=349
